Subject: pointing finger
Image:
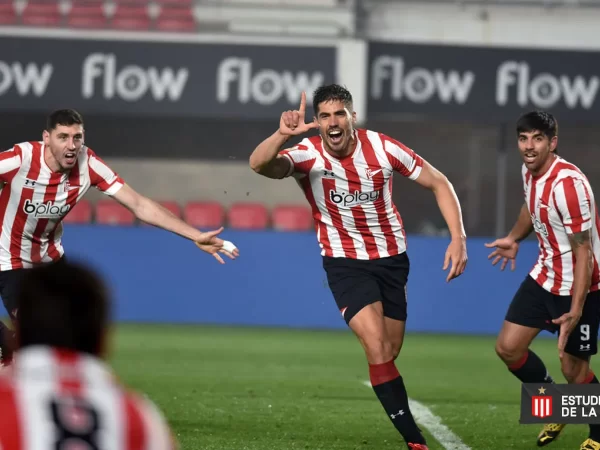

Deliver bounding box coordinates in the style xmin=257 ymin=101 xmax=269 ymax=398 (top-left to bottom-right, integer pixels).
xmin=299 ymin=91 xmax=306 ymax=118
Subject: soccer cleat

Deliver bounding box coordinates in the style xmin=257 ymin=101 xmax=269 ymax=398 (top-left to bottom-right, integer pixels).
xmin=407 ymin=444 xmax=428 ymax=450
xmin=537 ymin=423 xmax=566 ymax=447
xmin=581 ymin=438 xmax=600 ymax=450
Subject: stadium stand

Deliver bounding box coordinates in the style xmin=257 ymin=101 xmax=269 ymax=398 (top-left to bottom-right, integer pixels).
xmin=0 ymin=0 xmax=352 ymax=35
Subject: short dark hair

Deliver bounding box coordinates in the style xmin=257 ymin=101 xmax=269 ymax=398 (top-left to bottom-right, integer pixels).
xmin=16 ymin=260 xmax=110 ymax=356
xmin=46 ymin=109 xmax=84 ymax=132
xmin=312 ymin=84 xmax=353 ymax=115
xmin=516 ymin=111 xmax=558 ymax=140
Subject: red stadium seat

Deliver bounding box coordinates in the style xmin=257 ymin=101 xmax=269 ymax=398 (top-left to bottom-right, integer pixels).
xmin=140 ymin=201 xmax=181 ymax=226
xmin=0 ymin=2 xmax=17 ymax=25
xmin=227 ymin=203 xmax=269 ymax=230
xmin=155 ymin=6 xmax=195 ymax=32
xmin=21 ymin=1 xmax=62 ymax=26
xmin=67 ymin=2 xmax=108 ymax=29
xmin=183 ymin=202 xmax=224 ymax=229
xmin=95 ymin=200 xmax=135 ymax=226
xmin=62 ymin=200 xmax=93 ymax=224
xmin=271 ymin=204 xmax=313 ymax=231
xmin=111 ymin=4 xmax=150 ymax=30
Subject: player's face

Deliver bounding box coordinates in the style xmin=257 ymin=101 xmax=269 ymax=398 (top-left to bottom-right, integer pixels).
xmin=518 ymin=130 xmax=557 ymax=175
xmin=43 ymin=124 xmax=84 ymax=172
xmin=315 ymin=100 xmax=356 ymax=155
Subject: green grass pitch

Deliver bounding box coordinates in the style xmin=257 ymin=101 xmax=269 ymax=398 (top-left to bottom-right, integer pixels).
xmin=110 ymin=324 xmax=591 ymax=450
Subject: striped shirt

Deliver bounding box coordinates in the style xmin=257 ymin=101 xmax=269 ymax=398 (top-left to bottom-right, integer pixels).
xmin=0 ymin=346 xmax=175 ymax=450
xmin=0 ymin=141 xmax=123 ymax=271
xmin=523 ymin=156 xmax=600 ymax=295
xmin=280 ymin=128 xmax=423 ymax=260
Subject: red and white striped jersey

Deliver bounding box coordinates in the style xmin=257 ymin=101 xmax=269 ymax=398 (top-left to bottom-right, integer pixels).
xmin=0 ymin=346 xmax=176 ymax=450
xmin=0 ymin=141 xmax=124 ymax=271
xmin=280 ymin=129 xmax=423 ymax=260
xmin=523 ymin=156 xmax=600 ymax=295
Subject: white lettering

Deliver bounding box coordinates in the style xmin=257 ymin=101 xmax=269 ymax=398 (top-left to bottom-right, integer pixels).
xmin=216 ymin=57 xmax=324 ymax=106
xmin=0 ymin=61 xmax=53 ymax=97
xmin=81 ymin=53 xmax=188 ymax=102
xmin=370 ymin=55 xmax=475 ymax=104
xmin=496 ymin=60 xmax=599 ymax=109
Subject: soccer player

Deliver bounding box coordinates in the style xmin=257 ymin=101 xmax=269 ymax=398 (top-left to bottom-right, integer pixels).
xmin=486 ymin=111 xmax=600 ymax=450
xmin=0 ymin=109 xmax=239 ymax=365
xmin=0 ymin=259 xmax=177 ymax=449
xmin=249 ymin=85 xmax=468 ymax=450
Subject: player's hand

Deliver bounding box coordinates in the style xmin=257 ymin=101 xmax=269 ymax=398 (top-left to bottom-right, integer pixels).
xmin=484 ymin=237 xmax=519 ymax=271
xmin=443 ymin=237 xmax=468 ymax=282
xmin=279 ymin=91 xmax=319 ymax=136
xmin=194 ymin=227 xmax=240 ymax=264
xmin=552 ymin=309 xmax=582 ymax=359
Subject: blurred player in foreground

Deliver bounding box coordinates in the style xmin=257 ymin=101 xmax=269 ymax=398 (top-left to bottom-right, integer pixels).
xmin=486 ymin=111 xmax=600 ymax=450
xmin=0 ymin=259 xmax=176 ymax=449
xmin=0 ymin=109 xmax=239 ymax=365
xmin=249 ymin=85 xmax=468 ymax=450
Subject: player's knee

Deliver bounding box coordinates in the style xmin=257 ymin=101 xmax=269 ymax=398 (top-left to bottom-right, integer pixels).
xmin=560 ymin=356 xmax=588 ymax=383
xmin=364 ymin=338 xmax=394 ymax=364
xmin=495 ymin=339 xmax=524 ymax=365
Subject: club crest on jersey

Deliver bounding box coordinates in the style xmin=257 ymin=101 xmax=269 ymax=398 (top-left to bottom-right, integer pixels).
xmin=365 ymin=168 xmax=382 ymax=180
xmin=329 ymin=189 xmax=380 ymax=207
xmin=23 ymin=199 xmax=70 ymax=218
xmin=531 ymin=214 xmax=549 ymax=237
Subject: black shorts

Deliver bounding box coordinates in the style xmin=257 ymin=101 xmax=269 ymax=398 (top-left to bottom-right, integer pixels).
xmin=323 ymin=252 xmax=409 ymax=325
xmin=0 ymin=258 xmax=66 ymax=323
xmin=506 ymin=275 xmax=600 ymax=359
xmin=0 ymin=268 xmax=25 ymax=322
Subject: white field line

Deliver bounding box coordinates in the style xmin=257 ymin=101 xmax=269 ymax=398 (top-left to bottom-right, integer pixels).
xmin=362 ymin=380 xmax=471 ymax=450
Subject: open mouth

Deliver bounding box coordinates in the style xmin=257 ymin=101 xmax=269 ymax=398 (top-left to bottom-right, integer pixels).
xmin=328 ymin=129 xmax=343 ymax=145
xmin=523 ymin=152 xmax=537 ymax=164
xmin=64 ymin=152 xmax=77 ymax=165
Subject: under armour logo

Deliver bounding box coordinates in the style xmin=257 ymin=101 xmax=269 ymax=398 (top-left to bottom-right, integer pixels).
xmin=390 ymin=409 xmax=404 ymax=419
xmin=323 ymin=170 xmax=336 ymax=178
xmin=581 ymin=344 xmax=591 ymax=351
xmin=24 ymin=179 xmax=36 ymax=188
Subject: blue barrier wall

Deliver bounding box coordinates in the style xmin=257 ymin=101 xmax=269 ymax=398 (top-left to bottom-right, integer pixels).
xmin=62 ymin=226 xmax=542 ymax=335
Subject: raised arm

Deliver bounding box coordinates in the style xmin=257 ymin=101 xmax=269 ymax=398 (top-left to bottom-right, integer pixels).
xmin=249 ymin=91 xmax=318 ymax=179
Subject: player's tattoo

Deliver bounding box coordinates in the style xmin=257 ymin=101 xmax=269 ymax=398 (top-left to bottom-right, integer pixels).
xmin=568 ymin=229 xmax=591 ymax=249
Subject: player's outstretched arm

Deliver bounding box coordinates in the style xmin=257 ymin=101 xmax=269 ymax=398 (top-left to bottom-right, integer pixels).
xmin=413 ymin=161 xmax=468 ymax=282
xmin=484 ymin=203 xmax=531 ymax=271
xmin=112 ymin=184 xmax=239 ymax=264
xmin=249 ymin=91 xmax=318 ymax=179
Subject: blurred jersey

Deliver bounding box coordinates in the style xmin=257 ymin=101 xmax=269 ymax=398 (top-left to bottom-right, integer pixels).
xmin=0 ymin=346 xmax=175 ymax=450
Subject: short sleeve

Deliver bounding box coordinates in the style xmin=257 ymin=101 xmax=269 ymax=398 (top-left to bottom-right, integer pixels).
xmin=553 ymin=177 xmax=592 ymax=234
xmin=279 ymin=138 xmax=317 ymax=177
xmin=87 ymin=148 xmax=124 ymax=196
xmin=380 ymin=134 xmax=423 ymax=180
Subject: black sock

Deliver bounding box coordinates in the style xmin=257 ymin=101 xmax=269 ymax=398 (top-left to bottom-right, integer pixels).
xmin=370 ymin=360 xmax=425 ymax=445
xmin=508 ymin=350 xmax=554 ymax=384
xmin=583 ymin=373 xmax=600 ymax=441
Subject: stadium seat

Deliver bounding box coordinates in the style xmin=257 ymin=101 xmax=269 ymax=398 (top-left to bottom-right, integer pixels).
xmin=155 ymin=6 xmax=195 ymax=32
xmin=111 ymin=4 xmax=150 ymax=30
xmin=183 ymin=201 xmax=224 ymax=229
xmin=21 ymin=0 xmax=62 ymax=26
xmin=95 ymin=200 xmax=135 ymax=226
xmin=62 ymin=200 xmax=93 ymax=224
xmin=0 ymin=2 xmax=17 ymax=25
xmin=271 ymin=204 xmax=313 ymax=231
xmin=140 ymin=201 xmax=181 ymax=226
xmin=67 ymin=1 xmax=108 ymax=29
xmin=227 ymin=203 xmax=269 ymax=230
